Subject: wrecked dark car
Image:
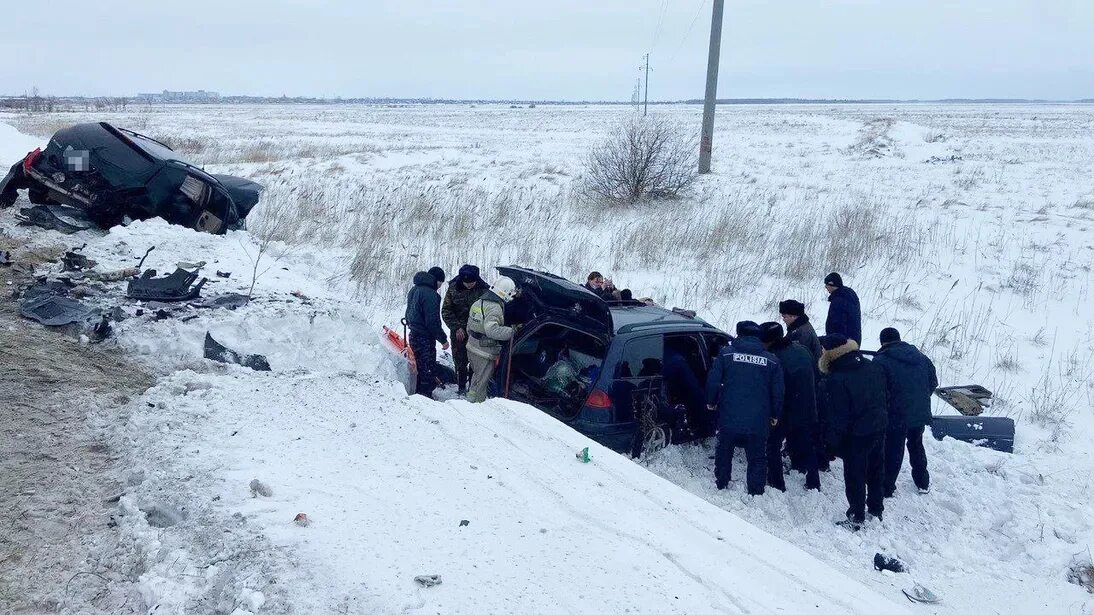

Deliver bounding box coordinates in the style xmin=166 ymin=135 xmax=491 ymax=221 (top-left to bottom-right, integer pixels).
xmin=0 ymin=122 xmax=260 ymax=234
xmin=492 ymin=266 xmax=730 ymax=457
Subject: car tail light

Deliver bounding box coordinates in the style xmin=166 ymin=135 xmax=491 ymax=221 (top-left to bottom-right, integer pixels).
xmin=22 ymin=148 xmax=42 ymax=172
xmin=585 ymin=389 xmax=612 ymax=408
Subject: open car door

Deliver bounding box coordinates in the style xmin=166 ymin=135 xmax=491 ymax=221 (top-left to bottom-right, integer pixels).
xmin=496 ymin=266 xmax=613 ymax=335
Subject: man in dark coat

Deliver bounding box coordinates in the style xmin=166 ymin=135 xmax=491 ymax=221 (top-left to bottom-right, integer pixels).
xmin=780 ymin=299 xmax=827 ymax=471
xmin=872 ymin=327 xmax=938 ymax=496
xmin=760 ymin=322 xmax=820 ymax=491
xmin=824 ymin=273 xmax=862 ymax=345
xmin=819 ymin=334 xmax=888 ymax=529
xmin=706 ymin=321 xmax=785 ymax=496
xmin=441 ymin=264 xmax=489 ymax=395
xmin=779 ymin=299 xmax=823 ymax=365
xmin=405 ymin=267 xmax=449 ymax=399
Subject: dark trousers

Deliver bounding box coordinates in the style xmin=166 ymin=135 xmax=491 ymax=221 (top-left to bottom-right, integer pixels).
xmin=715 ymin=431 xmax=767 ymax=495
xmin=842 ymin=431 xmax=885 ymax=523
xmin=768 ymin=424 xmax=820 ymax=491
xmin=409 ymin=330 xmax=437 ymax=399
xmin=885 ymin=425 xmax=929 ymax=494
xmin=815 ymin=420 xmax=831 ymax=472
xmin=451 ymin=334 xmax=470 ymax=391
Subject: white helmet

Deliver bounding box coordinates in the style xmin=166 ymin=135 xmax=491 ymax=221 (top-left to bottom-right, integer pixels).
xmin=492 ymin=276 xmax=517 ymax=303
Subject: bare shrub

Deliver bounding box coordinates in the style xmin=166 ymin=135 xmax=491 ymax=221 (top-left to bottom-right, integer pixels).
xmin=583 ymin=115 xmax=697 ymax=205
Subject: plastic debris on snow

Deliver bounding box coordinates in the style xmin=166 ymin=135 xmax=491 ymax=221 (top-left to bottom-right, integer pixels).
xmin=293 ymin=513 xmax=310 ymax=527
xmin=903 ymin=583 xmax=941 ymax=604
xmin=205 ymin=333 xmax=272 ymax=371
xmin=414 ymin=575 xmax=442 ymax=588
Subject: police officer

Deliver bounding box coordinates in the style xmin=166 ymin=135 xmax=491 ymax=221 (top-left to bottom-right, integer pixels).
xmin=706 ymin=321 xmax=785 ymax=495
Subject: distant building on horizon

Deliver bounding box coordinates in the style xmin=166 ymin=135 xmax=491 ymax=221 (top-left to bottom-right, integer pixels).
xmin=136 ymin=89 xmax=220 ymax=103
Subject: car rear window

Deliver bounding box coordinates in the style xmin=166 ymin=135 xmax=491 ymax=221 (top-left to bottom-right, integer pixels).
xmin=127 ymin=132 xmax=191 ymax=163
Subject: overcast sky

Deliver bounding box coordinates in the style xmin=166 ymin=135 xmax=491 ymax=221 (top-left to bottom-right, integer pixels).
xmin=5 ymin=0 xmax=1093 ymax=100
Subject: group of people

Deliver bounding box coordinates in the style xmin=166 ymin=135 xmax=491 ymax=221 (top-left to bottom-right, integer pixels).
xmin=706 ymin=272 xmax=938 ymax=530
xmin=404 ymin=264 xmax=522 ymax=403
xmin=407 ymin=265 xmax=938 ymax=530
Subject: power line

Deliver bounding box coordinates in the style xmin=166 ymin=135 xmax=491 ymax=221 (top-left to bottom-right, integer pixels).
xmin=666 ymin=0 xmax=709 ymax=66
xmin=649 ymin=0 xmax=670 ymax=51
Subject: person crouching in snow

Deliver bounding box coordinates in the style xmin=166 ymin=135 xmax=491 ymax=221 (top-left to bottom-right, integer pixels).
xmin=442 ymin=264 xmax=489 ymax=395
xmin=466 ymin=277 xmax=519 ymax=403
xmin=705 ymin=321 xmax=785 ymax=496
xmin=818 ymin=334 xmax=888 ymax=530
xmin=405 ymin=267 xmax=449 ymax=399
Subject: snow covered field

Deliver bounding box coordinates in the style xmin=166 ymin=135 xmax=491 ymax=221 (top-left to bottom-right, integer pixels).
xmin=2 ymin=102 xmax=1093 ymax=613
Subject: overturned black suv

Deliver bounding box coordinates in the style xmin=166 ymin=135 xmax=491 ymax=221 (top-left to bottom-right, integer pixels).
xmin=492 ymin=266 xmax=731 ymax=456
xmin=0 ymin=122 xmax=260 ymax=234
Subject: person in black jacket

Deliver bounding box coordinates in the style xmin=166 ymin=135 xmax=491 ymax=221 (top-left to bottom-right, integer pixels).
xmin=405 ymin=267 xmax=449 ymax=399
xmin=819 ymin=334 xmax=888 ymax=529
xmin=873 ymin=327 xmax=939 ymax=496
xmin=824 ymin=273 xmax=862 ymax=345
xmin=780 ymin=299 xmax=828 ymax=472
xmin=779 ymin=300 xmax=823 ymax=365
xmin=760 ymin=322 xmax=820 ymax=491
xmin=706 ymin=321 xmax=785 ymax=496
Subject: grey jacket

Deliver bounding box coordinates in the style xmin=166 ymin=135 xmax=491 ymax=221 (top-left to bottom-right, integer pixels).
xmin=467 ymin=292 xmax=515 ymax=359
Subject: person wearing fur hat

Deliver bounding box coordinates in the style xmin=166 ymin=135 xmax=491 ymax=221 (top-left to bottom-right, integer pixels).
xmin=873 ymin=327 xmax=938 ymax=496
xmin=442 ymin=264 xmax=489 ymax=395
xmin=760 ymin=322 xmax=820 ymax=491
xmin=706 ymin=321 xmax=785 ymax=496
xmin=823 ymin=273 xmax=862 ymax=345
xmin=818 ymin=334 xmax=888 ymax=530
xmin=779 ymin=299 xmax=823 ymax=365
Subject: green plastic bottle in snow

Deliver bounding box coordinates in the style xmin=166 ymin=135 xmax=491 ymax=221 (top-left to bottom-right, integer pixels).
xmin=575 ymin=447 xmax=590 ymax=463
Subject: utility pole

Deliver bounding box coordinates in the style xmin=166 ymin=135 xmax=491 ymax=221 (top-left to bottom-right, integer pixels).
xmin=698 ymin=0 xmax=725 ymax=174
xmin=643 ymin=53 xmax=650 ymax=116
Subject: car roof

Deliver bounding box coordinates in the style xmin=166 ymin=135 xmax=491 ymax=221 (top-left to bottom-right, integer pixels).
xmin=608 ymin=304 xmax=721 ymax=335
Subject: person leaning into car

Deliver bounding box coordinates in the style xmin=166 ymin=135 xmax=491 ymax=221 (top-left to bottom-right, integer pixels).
xmin=466 ymin=276 xmax=520 ymax=403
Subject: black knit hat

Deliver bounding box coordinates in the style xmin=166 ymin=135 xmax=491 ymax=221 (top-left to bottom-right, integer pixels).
xmin=880 ymin=327 xmax=901 ymax=345
xmin=736 ymin=320 xmax=761 ymax=338
xmin=778 ymin=299 xmax=806 ymax=316
xmin=428 ymin=266 xmax=446 ymax=284
xmin=824 ymin=272 xmax=843 ymax=287
xmin=819 ymin=333 xmax=849 ymax=351
xmin=759 ymin=321 xmax=784 ymax=344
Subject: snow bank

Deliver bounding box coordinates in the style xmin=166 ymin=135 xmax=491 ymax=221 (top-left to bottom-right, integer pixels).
xmin=0 ymin=121 xmax=41 ymax=166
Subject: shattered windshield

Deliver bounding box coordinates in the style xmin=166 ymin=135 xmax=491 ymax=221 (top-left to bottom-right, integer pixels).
xmin=126 ymin=131 xmax=192 ymax=164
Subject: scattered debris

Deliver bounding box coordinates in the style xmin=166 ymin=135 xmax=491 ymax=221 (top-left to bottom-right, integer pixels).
xmin=20 ymin=293 xmax=99 ymax=326
xmin=903 ymin=583 xmax=941 ymax=604
xmin=177 ymin=260 xmax=207 ymax=270
xmin=459 ymin=519 xmax=469 ymax=527
xmin=873 ymin=553 xmax=907 ymax=573
xmin=414 ymin=575 xmax=442 ymax=588
xmin=575 ymin=447 xmax=590 ymax=463
xmin=127 ymin=268 xmax=207 ymax=301
xmin=195 ymin=293 xmax=250 ymax=310
xmin=249 ymin=479 xmax=273 ymax=498
xmin=216 ymin=270 xmax=232 ymax=278
xmin=61 ymin=245 xmax=96 ymax=272
xmin=934 ymin=384 xmax=991 ymax=416
xmin=293 ymin=513 xmax=311 ymax=527
xmin=0 ymin=250 xmax=12 ymax=267
xmin=205 ymin=332 xmax=271 ymax=371
xmin=15 ymin=204 xmax=94 ymax=233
